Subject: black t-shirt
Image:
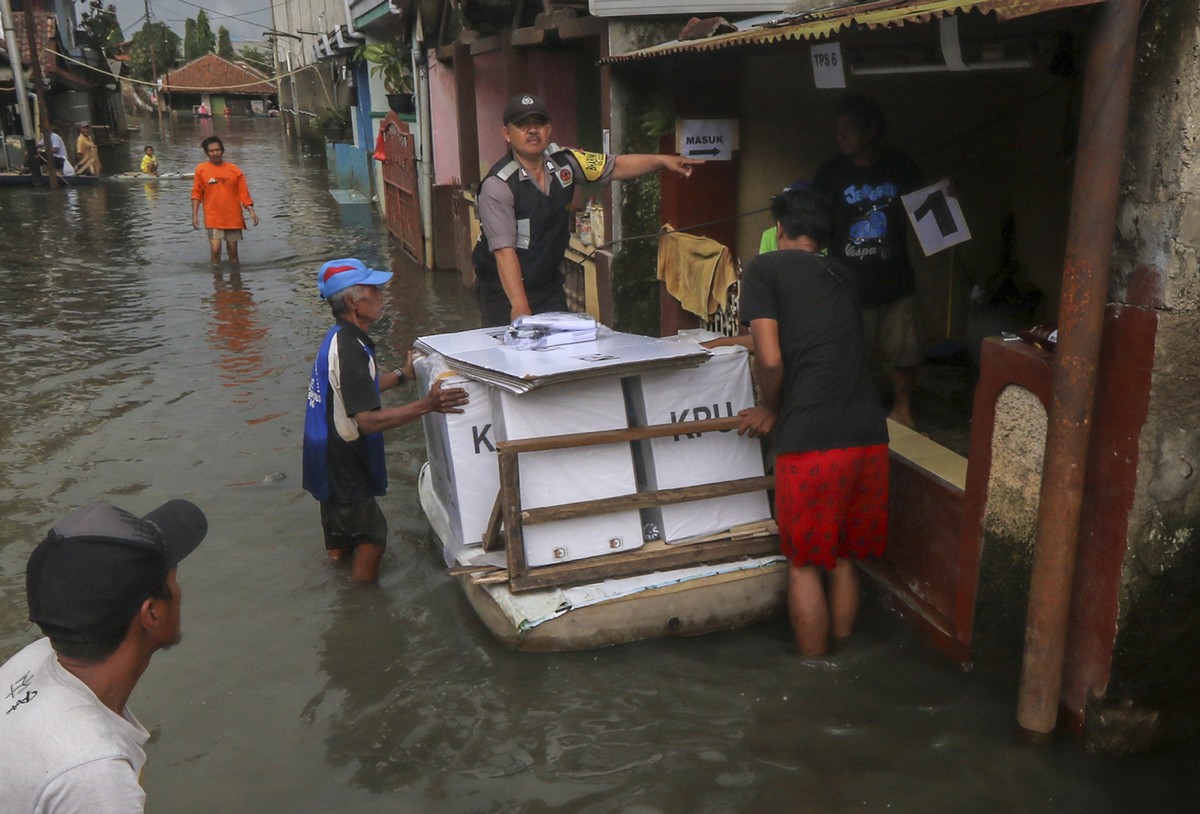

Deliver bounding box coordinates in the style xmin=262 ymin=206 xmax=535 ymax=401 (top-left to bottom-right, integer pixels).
xmin=812 ymin=148 xmax=923 ymax=307
xmin=327 ymin=320 xmax=384 ymax=502
xmin=740 ymin=250 xmax=888 ymax=454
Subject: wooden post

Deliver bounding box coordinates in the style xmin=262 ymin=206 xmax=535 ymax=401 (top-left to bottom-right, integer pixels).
xmin=453 ymin=40 xmax=479 ymax=189
xmin=497 ymin=448 xmax=528 ymax=580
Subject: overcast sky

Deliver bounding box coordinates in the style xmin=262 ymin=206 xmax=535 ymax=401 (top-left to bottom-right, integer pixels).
xmin=101 ymin=0 xmax=276 ymax=43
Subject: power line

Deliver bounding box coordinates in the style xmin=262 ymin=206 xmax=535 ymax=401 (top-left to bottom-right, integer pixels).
xmin=154 ymin=0 xmax=274 ymax=30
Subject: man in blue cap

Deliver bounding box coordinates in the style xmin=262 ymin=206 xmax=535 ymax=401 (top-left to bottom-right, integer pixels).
xmin=303 ymin=259 xmax=468 ymax=582
xmin=0 ymin=499 xmax=208 ymax=811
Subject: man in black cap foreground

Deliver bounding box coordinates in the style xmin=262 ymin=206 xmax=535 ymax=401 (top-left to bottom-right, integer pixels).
xmin=303 ymin=259 xmax=468 ymax=583
xmin=472 ymin=93 xmax=705 ymax=326
xmin=0 ymin=499 xmax=208 ymax=812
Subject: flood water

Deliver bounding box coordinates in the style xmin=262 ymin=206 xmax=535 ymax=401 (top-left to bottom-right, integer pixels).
xmin=1 ymin=118 xmax=1197 ymax=813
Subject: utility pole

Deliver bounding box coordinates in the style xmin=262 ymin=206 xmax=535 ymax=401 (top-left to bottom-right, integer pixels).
xmin=145 ymin=0 xmax=164 ymax=130
xmin=22 ymin=0 xmax=56 ymax=187
xmin=0 ymin=0 xmax=34 ymax=143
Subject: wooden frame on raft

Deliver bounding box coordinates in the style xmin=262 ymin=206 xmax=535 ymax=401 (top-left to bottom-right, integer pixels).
xmin=481 ymin=416 xmax=779 ymax=593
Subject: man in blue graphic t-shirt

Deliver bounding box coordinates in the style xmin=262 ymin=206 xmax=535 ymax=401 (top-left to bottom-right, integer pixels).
xmin=813 ymin=96 xmax=924 ymax=430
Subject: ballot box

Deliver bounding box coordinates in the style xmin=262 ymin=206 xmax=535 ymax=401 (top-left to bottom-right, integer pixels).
xmin=490 ymin=377 xmax=644 ymax=567
xmin=624 ymin=346 xmax=772 ymax=543
xmin=415 ymin=354 xmax=500 ymax=561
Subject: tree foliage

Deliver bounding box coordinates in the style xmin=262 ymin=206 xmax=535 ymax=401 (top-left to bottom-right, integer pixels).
xmin=183 ymin=19 xmax=197 ymax=61
xmin=194 ymin=11 xmax=216 ymax=57
xmin=129 ymin=22 xmax=181 ymax=82
xmin=239 ymin=46 xmax=273 ymax=76
xmin=77 ymin=1 xmax=122 ymax=55
xmin=218 ymin=27 xmax=234 ymax=60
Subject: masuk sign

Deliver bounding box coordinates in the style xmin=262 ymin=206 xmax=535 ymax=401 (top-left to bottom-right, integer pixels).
xmin=675 ymin=119 xmax=738 ymax=161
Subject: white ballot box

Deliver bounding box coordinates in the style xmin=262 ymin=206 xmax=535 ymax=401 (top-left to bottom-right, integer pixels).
xmin=625 ymin=346 xmax=772 ymax=542
xmin=490 ymin=377 xmax=644 ymax=567
xmin=415 ymin=354 xmax=500 ymax=561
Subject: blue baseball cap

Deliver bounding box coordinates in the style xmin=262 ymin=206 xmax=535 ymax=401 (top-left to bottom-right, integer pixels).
xmin=317 ymin=258 xmax=393 ymax=299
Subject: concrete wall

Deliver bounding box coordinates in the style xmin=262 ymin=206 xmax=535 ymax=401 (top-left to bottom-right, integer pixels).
xmin=429 ymin=52 xmax=460 ymax=185
xmin=327 ymin=141 xmax=370 ymax=197
xmin=269 ymin=0 xmax=352 ymax=133
xmin=1094 ymin=0 xmax=1200 ymax=747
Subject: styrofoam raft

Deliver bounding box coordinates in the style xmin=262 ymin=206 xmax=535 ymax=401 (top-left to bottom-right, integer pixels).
xmin=490 ymin=377 xmax=644 ymax=567
xmin=625 ymin=346 xmax=772 ymax=542
xmin=415 ymin=354 xmax=500 ymax=563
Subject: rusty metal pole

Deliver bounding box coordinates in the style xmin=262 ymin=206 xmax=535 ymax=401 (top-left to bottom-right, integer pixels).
xmin=1017 ymin=0 xmax=1140 ymax=737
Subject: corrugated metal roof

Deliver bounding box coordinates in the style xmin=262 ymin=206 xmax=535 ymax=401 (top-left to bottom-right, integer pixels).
xmin=589 ymin=0 xmax=793 ymax=15
xmin=602 ymin=0 xmax=1102 ymax=63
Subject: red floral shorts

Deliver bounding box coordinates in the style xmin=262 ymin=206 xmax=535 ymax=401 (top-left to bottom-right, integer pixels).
xmin=775 ymin=444 xmax=889 ymax=570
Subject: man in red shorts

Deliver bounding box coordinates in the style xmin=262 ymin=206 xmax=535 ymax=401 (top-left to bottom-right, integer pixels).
xmin=737 ymin=186 xmax=890 ymax=656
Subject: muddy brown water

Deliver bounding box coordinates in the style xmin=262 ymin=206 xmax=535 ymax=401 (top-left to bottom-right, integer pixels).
xmin=1 ymin=118 xmax=1196 ymax=813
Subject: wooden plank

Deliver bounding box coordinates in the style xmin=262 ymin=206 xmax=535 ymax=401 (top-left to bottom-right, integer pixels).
xmin=453 ymin=41 xmax=480 ymax=189
xmin=511 ymin=27 xmax=547 ymax=46
xmin=669 ymin=520 xmax=777 ymax=546
xmin=498 ymin=416 xmax=742 ymax=455
xmin=558 ymin=15 xmax=606 ymax=40
xmin=482 ymin=491 xmax=505 ymax=552
xmin=471 ymin=572 xmax=511 ymax=586
xmin=448 ymin=564 xmax=502 ymax=576
xmin=520 ymin=475 xmax=774 ymax=525
xmin=469 ymin=34 xmax=503 ymax=55
xmin=858 ymin=559 xmax=969 ymax=665
xmin=502 ymin=36 xmax=526 ymax=98
xmin=499 ymin=449 xmax=529 ymax=580
xmin=509 ymin=535 xmax=780 ymax=593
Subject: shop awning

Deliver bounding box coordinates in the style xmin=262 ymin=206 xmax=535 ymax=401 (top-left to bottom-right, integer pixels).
xmin=601 ymin=0 xmax=1103 ymax=63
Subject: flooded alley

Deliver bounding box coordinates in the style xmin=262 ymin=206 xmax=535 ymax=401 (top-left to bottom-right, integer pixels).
xmin=1 ymin=118 xmax=1197 ymax=813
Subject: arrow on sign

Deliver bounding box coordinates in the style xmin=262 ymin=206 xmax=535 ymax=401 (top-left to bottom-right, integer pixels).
xmin=686 ymin=148 xmax=721 ymax=157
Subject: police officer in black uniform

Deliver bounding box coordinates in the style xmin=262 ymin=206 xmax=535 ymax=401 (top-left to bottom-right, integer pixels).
xmin=472 ymin=94 xmax=703 ymax=327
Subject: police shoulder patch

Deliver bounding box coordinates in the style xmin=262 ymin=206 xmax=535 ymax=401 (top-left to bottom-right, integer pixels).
xmin=567 ymin=148 xmax=608 ymax=182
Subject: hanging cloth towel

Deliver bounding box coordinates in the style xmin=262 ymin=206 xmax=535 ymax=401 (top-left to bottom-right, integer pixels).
xmin=656 ymin=225 xmax=738 ymax=318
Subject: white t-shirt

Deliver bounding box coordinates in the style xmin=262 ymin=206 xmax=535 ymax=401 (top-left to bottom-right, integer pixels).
xmin=40 ymin=133 xmax=76 ymax=176
xmin=0 ymin=638 xmax=149 ymax=813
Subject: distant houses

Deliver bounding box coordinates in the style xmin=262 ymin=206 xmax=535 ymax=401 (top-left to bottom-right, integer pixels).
xmin=0 ymin=0 xmax=125 ymax=156
xmin=160 ymin=53 xmax=277 ymax=117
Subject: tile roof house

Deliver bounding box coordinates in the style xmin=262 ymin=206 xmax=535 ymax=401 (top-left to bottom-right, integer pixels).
xmin=161 ymin=53 xmax=276 ymax=116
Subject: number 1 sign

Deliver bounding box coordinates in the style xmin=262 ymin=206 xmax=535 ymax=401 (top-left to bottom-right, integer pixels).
xmin=901 ymin=180 xmax=972 ymax=255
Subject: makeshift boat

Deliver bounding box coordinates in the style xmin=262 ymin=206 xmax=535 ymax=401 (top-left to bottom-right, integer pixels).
xmin=110 ymin=171 xmax=195 ymax=181
xmin=0 ymin=173 xmax=100 ymax=187
xmin=415 ymin=326 xmax=788 ymax=651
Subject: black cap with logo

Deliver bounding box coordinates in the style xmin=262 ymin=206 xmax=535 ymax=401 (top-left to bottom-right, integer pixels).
xmin=503 ymin=94 xmax=551 ymax=125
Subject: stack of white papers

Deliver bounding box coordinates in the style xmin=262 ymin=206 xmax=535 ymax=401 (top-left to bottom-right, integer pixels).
xmin=503 ymin=312 xmax=599 ymax=350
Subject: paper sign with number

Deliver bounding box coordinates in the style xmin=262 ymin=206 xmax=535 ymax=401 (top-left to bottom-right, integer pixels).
xmin=902 ymin=180 xmax=971 ymax=255
xmin=811 ymin=43 xmax=846 ymax=89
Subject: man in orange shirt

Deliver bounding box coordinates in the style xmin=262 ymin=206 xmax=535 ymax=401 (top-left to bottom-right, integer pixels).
xmin=191 ymin=136 xmax=258 ymax=265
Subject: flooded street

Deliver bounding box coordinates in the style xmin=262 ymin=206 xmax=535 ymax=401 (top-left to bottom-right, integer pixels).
xmin=1 ymin=118 xmax=1197 ymax=813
